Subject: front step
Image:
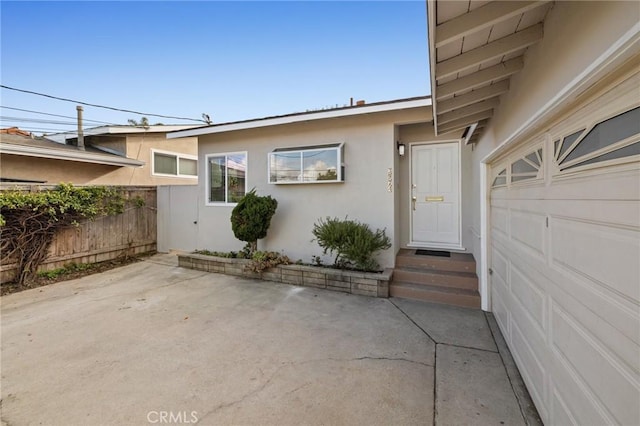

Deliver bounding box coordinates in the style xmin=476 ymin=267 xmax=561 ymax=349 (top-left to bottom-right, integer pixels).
xmin=390 ymin=282 xmax=480 ymax=309
xmin=391 ymin=249 xmax=480 ymax=308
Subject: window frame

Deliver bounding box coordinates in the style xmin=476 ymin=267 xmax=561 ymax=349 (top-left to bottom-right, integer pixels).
xmin=151 ymin=148 xmax=198 ymax=178
xmin=267 ymin=143 xmax=344 ymax=185
xmin=205 ymin=151 xmax=248 ymax=206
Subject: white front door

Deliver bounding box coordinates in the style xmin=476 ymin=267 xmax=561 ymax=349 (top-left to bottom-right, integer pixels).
xmin=410 ymin=142 xmax=461 ymax=247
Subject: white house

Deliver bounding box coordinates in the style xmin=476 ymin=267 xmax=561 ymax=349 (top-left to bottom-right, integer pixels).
xmin=160 ymin=2 xmax=639 ymax=424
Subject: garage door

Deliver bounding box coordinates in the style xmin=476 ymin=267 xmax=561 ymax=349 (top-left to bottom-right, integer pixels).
xmin=489 ymin=71 xmax=639 ymax=425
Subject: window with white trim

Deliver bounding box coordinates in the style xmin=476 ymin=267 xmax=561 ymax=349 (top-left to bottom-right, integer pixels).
xmin=268 ymin=143 xmax=344 ymax=184
xmin=206 ymin=152 xmax=247 ymax=205
xmin=152 ymin=149 xmax=197 ymax=178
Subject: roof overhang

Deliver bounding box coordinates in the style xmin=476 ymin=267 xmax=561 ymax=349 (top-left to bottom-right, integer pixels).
xmin=428 ymin=0 xmax=552 ymax=143
xmin=168 ymin=97 xmax=432 ymax=139
xmin=0 ymin=143 xmax=144 ymax=167
xmin=46 ymin=125 xmax=201 ymax=142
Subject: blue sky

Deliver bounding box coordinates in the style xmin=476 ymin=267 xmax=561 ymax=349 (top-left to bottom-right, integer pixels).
xmin=1 ymin=1 xmax=429 ymax=134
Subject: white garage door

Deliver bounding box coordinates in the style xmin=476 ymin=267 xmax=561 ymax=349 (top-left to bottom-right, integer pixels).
xmin=489 ymin=71 xmax=639 ymax=425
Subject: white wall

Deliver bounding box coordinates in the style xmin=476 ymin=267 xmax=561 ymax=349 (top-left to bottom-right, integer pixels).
xmin=470 ymin=1 xmax=640 ymax=278
xmin=192 ymin=108 xmax=430 ymax=268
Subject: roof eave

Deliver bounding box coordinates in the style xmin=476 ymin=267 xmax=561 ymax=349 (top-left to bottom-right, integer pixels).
xmin=0 ymin=143 xmax=145 ymax=168
xmin=427 ymin=0 xmax=441 ymax=136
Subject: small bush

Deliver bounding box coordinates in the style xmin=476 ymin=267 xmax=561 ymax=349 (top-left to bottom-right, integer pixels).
xmin=38 ymin=262 xmax=94 ymax=280
xmin=312 ymin=217 xmax=391 ymax=271
xmin=247 ymin=250 xmax=291 ymax=273
xmin=230 ymin=189 xmax=278 ymax=256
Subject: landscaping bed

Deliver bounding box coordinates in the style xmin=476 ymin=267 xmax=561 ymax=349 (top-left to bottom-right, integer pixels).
xmin=178 ymin=252 xmax=392 ymax=298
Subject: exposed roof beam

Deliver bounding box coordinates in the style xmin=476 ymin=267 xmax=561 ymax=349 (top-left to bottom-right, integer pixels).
xmin=437 ymin=57 xmax=523 ymax=100
xmin=435 ymin=1 xmax=549 ymax=48
xmin=437 ymin=98 xmax=500 ymax=125
xmin=436 ymin=24 xmax=543 ymax=79
xmin=438 ymin=110 xmax=494 ymax=134
xmin=466 ymin=135 xmax=480 ymax=145
xmin=475 ymin=119 xmax=489 ymax=130
xmin=438 ymin=80 xmax=509 ymax=113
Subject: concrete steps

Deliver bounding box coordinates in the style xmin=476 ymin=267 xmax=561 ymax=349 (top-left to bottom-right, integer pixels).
xmin=391 ymin=249 xmax=480 ymax=308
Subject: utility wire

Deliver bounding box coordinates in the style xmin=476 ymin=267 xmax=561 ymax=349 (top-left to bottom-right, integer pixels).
xmin=1 ymin=116 xmax=81 ymax=125
xmin=0 ymin=84 xmax=207 ymax=123
xmin=0 ymin=105 xmax=117 ymax=125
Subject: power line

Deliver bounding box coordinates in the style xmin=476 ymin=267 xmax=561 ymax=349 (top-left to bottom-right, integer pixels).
xmin=1 ymin=116 xmax=80 ymax=126
xmin=0 ymin=84 xmax=207 ymax=123
xmin=0 ymin=105 xmax=117 ymax=125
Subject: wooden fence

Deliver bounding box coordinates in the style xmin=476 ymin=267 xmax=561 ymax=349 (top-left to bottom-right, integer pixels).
xmin=0 ymin=186 xmax=157 ymax=283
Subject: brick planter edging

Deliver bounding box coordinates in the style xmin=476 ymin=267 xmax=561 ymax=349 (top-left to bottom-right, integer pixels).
xmin=178 ymin=253 xmax=392 ymax=298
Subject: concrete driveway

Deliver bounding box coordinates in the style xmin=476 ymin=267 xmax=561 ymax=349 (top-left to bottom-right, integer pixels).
xmin=1 ymin=254 xmax=539 ymax=426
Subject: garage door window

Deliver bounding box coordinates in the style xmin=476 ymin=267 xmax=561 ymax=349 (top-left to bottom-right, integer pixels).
xmin=557 ymin=106 xmax=640 ymax=171
xmin=511 ymin=148 xmax=543 ymax=183
xmin=492 ymin=168 xmax=507 ymax=187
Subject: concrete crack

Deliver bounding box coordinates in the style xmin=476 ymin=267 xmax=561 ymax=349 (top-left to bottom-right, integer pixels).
xmin=195 ymin=355 xmax=433 ymax=423
xmin=348 ymin=356 xmax=433 ymax=368
xmin=387 ymin=299 xmax=438 ymax=344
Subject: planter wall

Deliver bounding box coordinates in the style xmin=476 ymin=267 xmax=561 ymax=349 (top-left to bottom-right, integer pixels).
xmin=178 ymin=253 xmax=392 ymax=298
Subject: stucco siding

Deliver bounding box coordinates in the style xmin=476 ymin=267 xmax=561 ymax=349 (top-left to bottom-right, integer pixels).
xmin=0 ymin=154 xmax=120 ymax=184
xmin=195 ymin=108 xmax=430 ymax=268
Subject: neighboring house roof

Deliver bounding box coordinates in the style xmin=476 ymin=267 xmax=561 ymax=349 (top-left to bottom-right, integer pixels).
xmin=46 ymin=124 xmax=200 ymax=143
xmin=427 ymin=1 xmax=552 ymax=144
xmin=0 ymin=131 xmax=144 ymax=167
xmin=1 ymin=127 xmax=32 ymax=137
xmin=167 ymin=96 xmax=432 ymax=138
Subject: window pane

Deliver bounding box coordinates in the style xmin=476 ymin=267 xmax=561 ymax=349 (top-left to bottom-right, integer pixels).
xmin=492 ymin=176 xmax=507 ymax=187
xmin=179 ymin=158 xmax=197 ymax=176
xmin=303 ymin=149 xmax=338 ymax=182
xmin=563 ymin=142 xmax=640 ymax=170
xmin=562 ymin=107 xmax=640 ymax=164
xmin=270 ymin=152 xmax=301 ymax=183
xmin=154 ymin=153 xmax=177 ymax=175
xmin=558 ymin=129 xmax=585 ymax=159
xmin=208 ymin=156 xmax=225 ymax=202
xmin=511 ymin=158 xmax=537 ymax=175
xmin=226 ymin=153 xmax=246 ymax=203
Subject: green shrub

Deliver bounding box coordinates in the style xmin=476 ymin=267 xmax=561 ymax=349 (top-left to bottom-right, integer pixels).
xmin=38 ymin=262 xmax=93 ymax=280
xmin=312 ymin=217 xmax=391 ymax=271
xmin=247 ymin=250 xmax=291 ymax=273
xmin=230 ymin=189 xmax=278 ymax=256
xmin=1 ymin=183 xmax=125 ymax=285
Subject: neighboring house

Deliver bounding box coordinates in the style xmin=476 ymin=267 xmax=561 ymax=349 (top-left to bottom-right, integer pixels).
xmin=0 ymin=128 xmax=144 ymax=184
xmin=161 ymin=2 xmax=638 ymax=425
xmin=44 ymin=125 xmax=199 ymax=186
